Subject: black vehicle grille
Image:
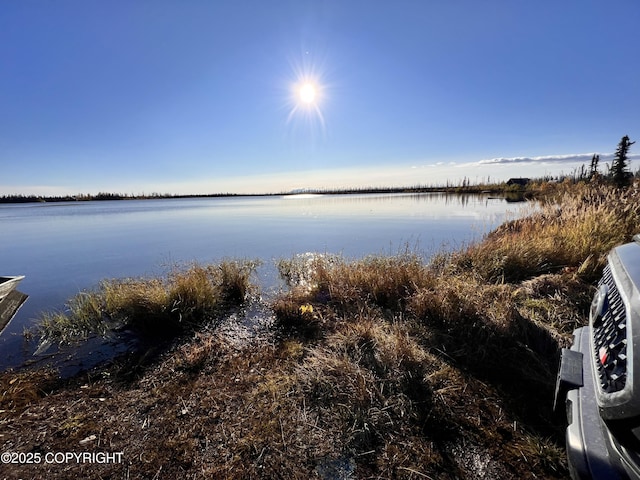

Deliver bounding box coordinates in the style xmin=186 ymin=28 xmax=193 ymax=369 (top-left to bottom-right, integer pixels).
xmin=593 ymin=265 xmax=628 ymax=393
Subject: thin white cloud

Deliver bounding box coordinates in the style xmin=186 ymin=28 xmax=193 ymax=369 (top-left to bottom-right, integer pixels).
xmin=477 ymin=153 xmax=640 ymax=166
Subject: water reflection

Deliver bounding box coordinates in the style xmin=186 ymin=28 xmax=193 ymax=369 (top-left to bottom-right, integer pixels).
xmin=275 ymin=192 xmax=521 ymax=220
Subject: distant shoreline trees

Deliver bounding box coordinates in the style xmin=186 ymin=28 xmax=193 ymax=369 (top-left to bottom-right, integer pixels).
xmin=0 ymin=192 xmax=242 ymax=204
xmin=589 ymin=154 xmax=600 ymax=180
xmin=610 ymin=135 xmax=636 ymax=188
xmin=567 ymin=135 xmax=636 ymax=187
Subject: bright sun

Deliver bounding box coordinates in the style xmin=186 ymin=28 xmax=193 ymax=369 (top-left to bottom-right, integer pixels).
xmin=286 ymin=66 xmax=326 ymax=132
xmin=299 ymin=82 xmax=317 ymax=104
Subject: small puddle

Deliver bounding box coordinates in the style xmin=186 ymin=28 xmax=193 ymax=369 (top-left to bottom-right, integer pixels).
xmin=214 ymin=294 xmax=277 ymax=350
xmin=315 ymin=456 xmax=356 ymax=480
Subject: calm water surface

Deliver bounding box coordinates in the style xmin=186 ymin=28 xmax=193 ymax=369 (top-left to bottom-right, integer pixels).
xmin=0 ymin=193 xmax=530 ymax=370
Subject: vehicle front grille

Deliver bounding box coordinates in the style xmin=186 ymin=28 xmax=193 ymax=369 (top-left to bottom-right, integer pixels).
xmin=593 ymin=265 xmax=628 ymax=393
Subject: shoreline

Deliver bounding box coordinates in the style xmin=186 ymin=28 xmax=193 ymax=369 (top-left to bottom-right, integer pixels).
xmin=0 ymin=182 xmax=530 ymax=204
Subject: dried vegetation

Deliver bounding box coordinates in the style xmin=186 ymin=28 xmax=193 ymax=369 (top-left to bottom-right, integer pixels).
xmin=3 ymin=181 xmax=640 ymax=478
xmin=37 ymin=259 xmax=260 ymax=343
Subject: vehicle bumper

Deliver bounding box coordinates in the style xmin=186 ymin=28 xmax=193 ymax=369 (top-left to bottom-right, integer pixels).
xmin=559 ymin=326 xmax=625 ymax=479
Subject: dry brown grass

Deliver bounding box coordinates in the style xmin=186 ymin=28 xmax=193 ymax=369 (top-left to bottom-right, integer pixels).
xmin=268 ymin=252 xmax=581 ymax=477
xmin=37 ymin=259 xmax=259 ymax=343
xmin=0 ymin=369 xmax=58 ymax=412
xmin=452 ymin=180 xmax=640 ymax=283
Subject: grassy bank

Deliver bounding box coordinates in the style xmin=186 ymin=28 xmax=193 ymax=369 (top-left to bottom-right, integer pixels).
xmin=2 ymin=180 xmax=639 ymax=478
xmin=36 ymin=260 xmax=259 ymax=343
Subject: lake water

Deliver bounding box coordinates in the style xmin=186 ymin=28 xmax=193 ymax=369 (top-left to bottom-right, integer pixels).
xmin=0 ymin=193 xmax=531 ymax=371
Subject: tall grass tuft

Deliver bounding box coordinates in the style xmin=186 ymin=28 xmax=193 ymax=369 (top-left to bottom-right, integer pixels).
xmin=273 ymin=252 xmax=437 ymax=336
xmin=37 ymin=259 xmax=259 ymax=343
xmin=217 ymin=259 xmax=259 ymax=303
xmin=278 ymin=252 xmax=435 ymax=310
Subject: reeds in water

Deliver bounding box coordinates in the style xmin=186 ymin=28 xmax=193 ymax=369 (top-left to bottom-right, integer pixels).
xmin=37 ymin=259 xmax=259 ymax=343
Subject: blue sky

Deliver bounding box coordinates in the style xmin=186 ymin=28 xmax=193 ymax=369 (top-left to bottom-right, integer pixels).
xmin=2 ymin=1 xmax=639 ymax=195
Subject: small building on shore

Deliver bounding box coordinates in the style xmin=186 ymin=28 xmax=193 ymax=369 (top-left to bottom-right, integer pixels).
xmin=506 ymin=178 xmax=531 ymax=186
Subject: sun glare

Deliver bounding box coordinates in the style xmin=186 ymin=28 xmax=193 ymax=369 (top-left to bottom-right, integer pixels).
xmin=285 ymin=52 xmax=329 ymax=136
xmin=299 ymin=83 xmax=317 ymax=104
xmin=287 ymin=76 xmax=326 ymax=133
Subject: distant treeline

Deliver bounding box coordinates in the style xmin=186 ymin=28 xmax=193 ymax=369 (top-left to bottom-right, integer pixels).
xmin=0 ymin=174 xmax=632 ymax=205
xmin=0 ymin=192 xmax=245 ymax=204
xmin=0 ymin=184 xmax=523 ymax=204
xmin=0 ymin=180 xmax=601 ymax=204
